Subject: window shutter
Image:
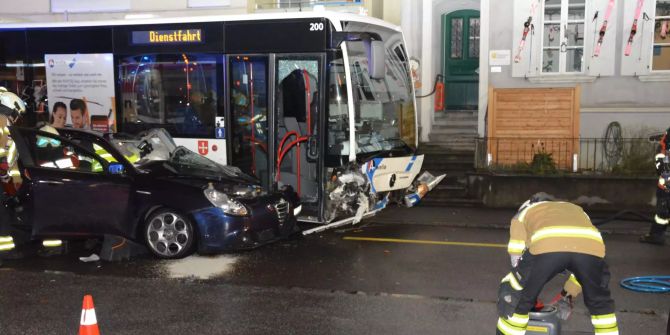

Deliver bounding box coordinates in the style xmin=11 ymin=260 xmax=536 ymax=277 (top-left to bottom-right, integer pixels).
xmin=587 ymin=0 xmax=619 ymax=76
xmin=512 ymin=0 xmax=541 ymax=77
xmin=620 ymin=0 xmax=656 ymax=76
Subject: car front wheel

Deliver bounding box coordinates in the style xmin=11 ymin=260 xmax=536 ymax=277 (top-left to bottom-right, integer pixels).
xmin=144 ymin=209 xmax=195 ymax=259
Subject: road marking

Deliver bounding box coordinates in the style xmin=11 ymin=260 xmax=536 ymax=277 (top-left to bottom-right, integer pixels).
xmin=343 ymin=236 xmax=506 ymax=248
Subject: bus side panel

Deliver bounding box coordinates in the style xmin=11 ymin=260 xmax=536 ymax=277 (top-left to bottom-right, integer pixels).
xmin=224 ymin=19 xmax=327 ymax=54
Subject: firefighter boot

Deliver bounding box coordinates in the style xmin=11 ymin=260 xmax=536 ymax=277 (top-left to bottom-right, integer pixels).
xmin=639 ymin=223 xmax=667 ymax=245
xmin=38 ymin=240 xmax=68 ymax=257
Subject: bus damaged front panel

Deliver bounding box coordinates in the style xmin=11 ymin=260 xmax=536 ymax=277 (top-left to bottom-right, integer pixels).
xmin=360 ymin=155 xmax=445 ymax=208
xmin=320 ymin=156 xmax=445 ymax=225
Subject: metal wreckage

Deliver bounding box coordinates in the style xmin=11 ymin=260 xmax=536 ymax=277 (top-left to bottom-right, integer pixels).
xmin=304 ymin=155 xmax=445 ymax=235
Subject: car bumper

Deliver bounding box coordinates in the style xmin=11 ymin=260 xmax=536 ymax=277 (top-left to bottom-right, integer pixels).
xmin=191 ymin=199 xmax=298 ymax=253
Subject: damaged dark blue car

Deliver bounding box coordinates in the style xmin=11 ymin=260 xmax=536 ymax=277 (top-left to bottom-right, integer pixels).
xmin=9 ymin=127 xmax=299 ymax=259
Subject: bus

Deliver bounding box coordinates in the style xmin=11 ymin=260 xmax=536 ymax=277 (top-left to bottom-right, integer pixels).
xmin=0 ymin=12 xmax=443 ymax=231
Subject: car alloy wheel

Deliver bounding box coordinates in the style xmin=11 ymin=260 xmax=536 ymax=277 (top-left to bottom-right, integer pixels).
xmin=145 ymin=210 xmax=195 ymax=259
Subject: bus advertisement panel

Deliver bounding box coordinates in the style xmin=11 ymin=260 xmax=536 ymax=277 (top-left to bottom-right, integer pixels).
xmin=44 ymin=53 xmax=116 ymax=132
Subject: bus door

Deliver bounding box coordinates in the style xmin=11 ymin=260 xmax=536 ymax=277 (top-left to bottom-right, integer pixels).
xmin=228 ymin=54 xmax=324 ymax=215
xmin=228 ymin=55 xmax=271 ymax=190
xmin=274 ymin=54 xmax=323 ymax=210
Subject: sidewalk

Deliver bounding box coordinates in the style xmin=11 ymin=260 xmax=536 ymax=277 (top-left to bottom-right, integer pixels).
xmin=371 ymin=205 xmax=654 ymax=235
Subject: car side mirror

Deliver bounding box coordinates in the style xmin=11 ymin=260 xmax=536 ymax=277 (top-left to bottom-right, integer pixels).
xmin=108 ymin=163 xmax=125 ymax=175
xmin=307 ymin=136 xmax=318 ymax=162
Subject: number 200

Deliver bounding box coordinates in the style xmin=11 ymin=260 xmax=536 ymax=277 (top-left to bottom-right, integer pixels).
xmin=310 ymin=22 xmax=324 ymax=31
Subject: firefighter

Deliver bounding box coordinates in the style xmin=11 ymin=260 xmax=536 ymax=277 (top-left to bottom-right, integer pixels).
xmin=640 ymin=128 xmax=670 ymax=245
xmin=0 ymin=87 xmax=27 ymax=264
xmin=0 ymin=87 xmax=64 ymax=262
xmin=496 ymin=194 xmax=618 ymax=335
xmin=33 ymin=122 xmax=68 ymax=256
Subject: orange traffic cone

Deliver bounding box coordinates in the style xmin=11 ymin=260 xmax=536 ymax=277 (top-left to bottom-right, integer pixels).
xmin=79 ymin=295 xmax=100 ymax=335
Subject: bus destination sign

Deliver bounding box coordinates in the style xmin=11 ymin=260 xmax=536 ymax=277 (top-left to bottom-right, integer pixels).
xmin=131 ymin=29 xmax=203 ymax=45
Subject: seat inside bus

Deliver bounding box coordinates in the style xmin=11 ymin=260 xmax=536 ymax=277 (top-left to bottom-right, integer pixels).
xmin=276 ymin=69 xmax=318 ymax=202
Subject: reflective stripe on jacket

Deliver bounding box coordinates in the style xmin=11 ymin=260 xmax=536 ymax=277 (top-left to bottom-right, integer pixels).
xmin=507 ymin=202 xmax=605 ymax=258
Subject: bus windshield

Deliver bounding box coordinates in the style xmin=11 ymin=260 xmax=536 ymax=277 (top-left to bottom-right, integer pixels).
xmin=344 ymin=22 xmax=416 ymax=156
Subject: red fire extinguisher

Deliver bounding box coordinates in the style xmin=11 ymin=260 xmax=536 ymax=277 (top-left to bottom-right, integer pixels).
xmin=434 ymin=76 xmax=445 ymax=111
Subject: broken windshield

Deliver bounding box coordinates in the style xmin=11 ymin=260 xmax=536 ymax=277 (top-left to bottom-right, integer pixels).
xmin=112 ymin=129 xmax=248 ymax=179
xmin=344 ymin=21 xmax=416 ymax=155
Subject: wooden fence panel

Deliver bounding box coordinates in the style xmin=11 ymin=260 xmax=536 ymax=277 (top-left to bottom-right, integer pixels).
xmin=487 ymin=87 xmax=580 ymax=169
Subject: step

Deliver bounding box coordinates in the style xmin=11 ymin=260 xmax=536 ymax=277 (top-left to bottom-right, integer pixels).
xmin=429 ymin=134 xmax=478 ymax=143
xmin=419 ymin=143 xmax=474 ymax=153
xmin=430 ymin=128 xmax=479 ymax=136
xmin=434 ymin=111 xmax=478 ymax=120
xmin=433 ymin=119 xmax=478 ymax=127
xmin=422 ymin=158 xmax=474 ymax=168
xmin=418 ymin=196 xmax=483 ymax=207
xmin=422 ymin=159 xmax=474 ymax=169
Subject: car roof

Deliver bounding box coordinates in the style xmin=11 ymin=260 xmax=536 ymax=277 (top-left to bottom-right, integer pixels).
xmin=52 ymin=127 xmax=106 ymax=140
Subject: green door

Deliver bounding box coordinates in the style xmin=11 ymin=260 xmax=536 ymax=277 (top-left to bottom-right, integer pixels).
xmin=442 ymin=10 xmax=480 ymax=110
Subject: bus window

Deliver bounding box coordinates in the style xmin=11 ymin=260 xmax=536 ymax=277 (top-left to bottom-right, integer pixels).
xmin=118 ymin=54 xmax=220 ymax=138
xmin=275 ymin=56 xmax=320 ymax=202
xmin=326 ymin=53 xmax=350 ymax=164
xmin=229 ymin=56 xmax=269 ymax=188
xmin=343 ymin=23 xmax=416 ymax=156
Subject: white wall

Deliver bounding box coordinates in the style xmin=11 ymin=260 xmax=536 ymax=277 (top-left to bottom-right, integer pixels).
xmin=383 ymin=0 xmax=401 ymax=25
xmin=403 ymin=0 xmax=479 ymax=142
xmin=0 ymin=0 xmax=248 ymax=22
xmin=431 ymin=0 xmax=480 ymax=89
xmin=484 ymin=0 xmax=670 ymax=138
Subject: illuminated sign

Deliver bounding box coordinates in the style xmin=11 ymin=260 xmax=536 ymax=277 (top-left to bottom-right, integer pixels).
xmin=131 ymin=29 xmax=203 ymax=45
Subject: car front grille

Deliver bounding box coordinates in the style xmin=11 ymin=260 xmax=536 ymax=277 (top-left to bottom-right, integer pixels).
xmin=274 ymin=198 xmax=289 ymax=223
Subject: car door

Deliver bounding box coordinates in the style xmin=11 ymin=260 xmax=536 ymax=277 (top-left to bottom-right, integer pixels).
xmin=9 ymin=127 xmax=132 ymax=238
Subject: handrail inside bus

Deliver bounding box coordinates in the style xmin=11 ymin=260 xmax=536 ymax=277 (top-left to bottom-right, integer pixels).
xmin=276 ymin=132 xmax=308 ymax=195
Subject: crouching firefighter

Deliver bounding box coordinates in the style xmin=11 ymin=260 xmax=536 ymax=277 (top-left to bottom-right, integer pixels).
xmin=641 ymin=128 xmax=670 ymax=245
xmin=496 ymin=194 xmax=618 ymax=335
xmin=0 ymin=87 xmax=64 ymax=262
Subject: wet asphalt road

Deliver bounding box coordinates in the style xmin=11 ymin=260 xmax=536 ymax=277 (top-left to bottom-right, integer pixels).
xmin=0 ymin=208 xmax=668 ymax=334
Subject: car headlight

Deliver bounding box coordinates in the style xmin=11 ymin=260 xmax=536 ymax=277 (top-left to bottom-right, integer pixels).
xmin=204 ymin=183 xmax=248 ymax=216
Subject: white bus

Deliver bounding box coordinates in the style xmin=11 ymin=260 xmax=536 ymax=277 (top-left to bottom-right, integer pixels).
xmin=0 ymin=12 xmax=443 ymax=230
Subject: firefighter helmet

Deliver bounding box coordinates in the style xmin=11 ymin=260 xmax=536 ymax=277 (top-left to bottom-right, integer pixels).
xmin=0 ymin=87 xmax=26 ymax=123
xmin=518 ymin=192 xmax=553 ymax=212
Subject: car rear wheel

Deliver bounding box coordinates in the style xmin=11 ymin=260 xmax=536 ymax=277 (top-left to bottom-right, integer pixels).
xmin=144 ymin=209 xmax=195 ymax=259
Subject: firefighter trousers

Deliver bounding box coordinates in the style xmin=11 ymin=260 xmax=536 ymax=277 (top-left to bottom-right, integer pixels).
xmin=651 ymin=189 xmax=670 ymax=236
xmin=497 ymin=252 xmax=618 ymax=335
xmin=0 ymin=192 xmax=16 ymax=252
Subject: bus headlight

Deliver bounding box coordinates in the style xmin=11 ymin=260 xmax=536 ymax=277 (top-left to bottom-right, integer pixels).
xmin=204 ymin=185 xmax=248 ymax=216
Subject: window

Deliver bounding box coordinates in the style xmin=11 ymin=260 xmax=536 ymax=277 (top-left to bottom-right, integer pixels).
xmin=50 ymin=0 xmax=130 ymax=13
xmin=542 ymin=0 xmax=586 ymax=73
xmin=228 ymin=56 xmax=269 ymax=187
xmin=326 ymin=51 xmax=350 ymax=162
xmin=347 ymin=39 xmax=416 ymax=155
xmin=26 ymin=131 xmax=106 ymax=174
xmin=118 ymin=54 xmax=220 ymax=138
xmin=451 ymin=18 xmax=464 ymax=59
xmin=653 ymin=0 xmax=670 ymax=71
xmin=469 ymin=18 xmax=481 ymax=58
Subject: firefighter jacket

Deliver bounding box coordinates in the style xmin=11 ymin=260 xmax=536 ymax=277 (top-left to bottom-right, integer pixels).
xmin=0 ymin=116 xmax=21 ymax=193
xmin=655 ymin=142 xmax=669 ymax=191
xmin=507 ymin=201 xmax=605 ymax=259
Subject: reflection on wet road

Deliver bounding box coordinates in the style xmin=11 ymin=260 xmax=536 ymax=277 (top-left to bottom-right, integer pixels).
xmin=1 ymin=219 xmax=668 ymax=334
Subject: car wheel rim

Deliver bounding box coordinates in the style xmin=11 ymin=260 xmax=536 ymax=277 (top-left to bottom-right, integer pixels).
xmin=147 ymin=212 xmax=190 ymax=257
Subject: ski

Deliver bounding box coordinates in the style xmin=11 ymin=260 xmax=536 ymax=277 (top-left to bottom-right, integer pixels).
xmin=593 ymin=0 xmax=616 ymax=57
xmin=624 ymin=0 xmax=645 ymax=56
xmin=661 ymin=20 xmax=668 ymax=39
xmin=514 ymin=0 xmax=540 ymax=63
